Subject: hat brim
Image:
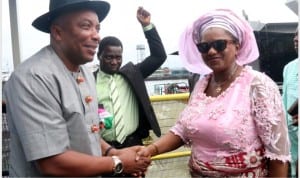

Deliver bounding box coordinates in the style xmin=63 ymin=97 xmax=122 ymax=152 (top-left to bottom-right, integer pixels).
xmin=32 ymin=1 xmax=110 ymax=33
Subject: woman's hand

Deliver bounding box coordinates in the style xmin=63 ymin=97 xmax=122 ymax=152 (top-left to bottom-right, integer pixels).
xmin=116 ymin=146 xmax=151 ymax=177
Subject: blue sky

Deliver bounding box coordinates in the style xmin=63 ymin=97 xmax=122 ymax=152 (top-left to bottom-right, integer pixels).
xmin=2 ymin=0 xmax=298 ymax=72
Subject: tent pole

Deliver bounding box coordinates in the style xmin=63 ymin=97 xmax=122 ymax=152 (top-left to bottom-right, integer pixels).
xmin=9 ymin=0 xmax=21 ymax=69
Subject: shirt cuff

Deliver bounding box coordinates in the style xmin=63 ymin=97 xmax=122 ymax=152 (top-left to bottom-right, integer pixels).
xmin=143 ymin=23 xmax=154 ymax=32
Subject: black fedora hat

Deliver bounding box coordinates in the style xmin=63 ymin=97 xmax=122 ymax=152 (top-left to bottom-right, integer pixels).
xmin=32 ymin=0 xmax=110 ymax=33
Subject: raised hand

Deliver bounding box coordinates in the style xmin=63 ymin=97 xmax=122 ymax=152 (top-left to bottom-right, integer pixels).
xmin=137 ymin=6 xmax=151 ymax=27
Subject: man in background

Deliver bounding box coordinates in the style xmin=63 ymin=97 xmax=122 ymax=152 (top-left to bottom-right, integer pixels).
xmin=95 ymin=7 xmax=166 ymax=149
xmin=282 ymin=28 xmax=298 ymax=178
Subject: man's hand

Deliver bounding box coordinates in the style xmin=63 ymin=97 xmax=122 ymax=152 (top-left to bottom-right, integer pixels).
xmin=137 ymin=6 xmax=151 ymax=27
xmin=116 ymin=146 xmax=151 ymax=177
xmin=292 ymin=114 xmax=298 ymax=126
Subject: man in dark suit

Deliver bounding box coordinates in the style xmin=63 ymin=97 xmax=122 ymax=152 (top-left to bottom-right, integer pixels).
xmin=94 ymin=7 xmax=167 ymax=149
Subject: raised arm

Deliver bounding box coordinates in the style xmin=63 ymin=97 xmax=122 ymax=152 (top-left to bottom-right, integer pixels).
xmin=136 ymin=7 xmax=167 ymax=78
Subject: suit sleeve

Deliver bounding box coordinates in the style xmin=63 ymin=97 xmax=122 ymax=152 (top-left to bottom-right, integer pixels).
xmin=137 ymin=27 xmax=167 ymax=78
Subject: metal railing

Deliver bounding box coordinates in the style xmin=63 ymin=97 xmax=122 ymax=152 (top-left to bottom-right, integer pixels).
xmin=150 ymin=92 xmax=189 ymax=102
xmin=146 ymin=93 xmax=191 ymax=178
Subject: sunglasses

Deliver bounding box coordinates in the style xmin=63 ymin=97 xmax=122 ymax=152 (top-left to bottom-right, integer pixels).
xmin=196 ymin=39 xmax=236 ymax=53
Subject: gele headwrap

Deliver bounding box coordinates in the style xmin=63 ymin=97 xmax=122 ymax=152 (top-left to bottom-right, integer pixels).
xmin=178 ymin=9 xmax=259 ymax=75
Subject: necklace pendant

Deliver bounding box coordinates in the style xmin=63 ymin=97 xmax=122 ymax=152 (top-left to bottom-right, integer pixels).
xmin=215 ymin=86 xmax=222 ymax=93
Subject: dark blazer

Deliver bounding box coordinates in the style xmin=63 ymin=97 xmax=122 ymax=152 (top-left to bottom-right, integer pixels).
xmin=94 ymin=27 xmax=167 ymax=139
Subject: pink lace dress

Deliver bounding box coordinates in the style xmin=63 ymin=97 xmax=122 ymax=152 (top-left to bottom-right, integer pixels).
xmin=171 ymin=66 xmax=291 ymax=177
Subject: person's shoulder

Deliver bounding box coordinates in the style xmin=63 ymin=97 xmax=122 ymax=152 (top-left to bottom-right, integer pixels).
xmin=289 ymin=58 xmax=298 ymax=64
xmin=12 ymin=46 xmax=48 ymax=72
xmin=285 ymin=58 xmax=298 ymax=68
xmin=245 ymin=67 xmax=281 ymax=97
xmin=13 ymin=46 xmax=62 ymax=81
xmin=244 ymin=66 xmax=261 ymax=77
xmin=119 ymin=61 xmax=135 ymax=71
xmin=246 ymin=66 xmax=278 ymax=87
xmin=4 ymin=47 xmax=51 ymax=88
xmin=245 ymin=66 xmax=268 ymax=78
xmin=283 ymin=58 xmax=298 ymax=76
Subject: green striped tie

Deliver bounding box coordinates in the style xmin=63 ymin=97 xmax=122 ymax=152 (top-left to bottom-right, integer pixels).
xmin=110 ymin=77 xmax=126 ymax=143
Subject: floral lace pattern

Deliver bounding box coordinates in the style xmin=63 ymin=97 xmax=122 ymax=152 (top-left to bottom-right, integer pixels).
xmin=171 ymin=66 xmax=291 ymax=164
xmin=189 ymin=147 xmax=267 ymax=177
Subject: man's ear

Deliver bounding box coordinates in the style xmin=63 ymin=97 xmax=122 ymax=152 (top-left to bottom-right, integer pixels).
xmin=50 ymin=24 xmax=63 ymax=41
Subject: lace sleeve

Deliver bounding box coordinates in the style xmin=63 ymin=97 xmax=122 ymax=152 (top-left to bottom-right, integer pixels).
xmin=250 ymin=72 xmax=291 ymax=162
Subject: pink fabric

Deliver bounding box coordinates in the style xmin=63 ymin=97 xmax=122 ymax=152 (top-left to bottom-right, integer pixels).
xmin=178 ymin=9 xmax=259 ymax=75
xmin=189 ymin=147 xmax=267 ymax=177
xmin=170 ymin=66 xmax=291 ymax=165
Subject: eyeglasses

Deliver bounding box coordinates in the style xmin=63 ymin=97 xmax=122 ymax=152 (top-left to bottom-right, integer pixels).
xmin=196 ymin=39 xmax=236 ymax=53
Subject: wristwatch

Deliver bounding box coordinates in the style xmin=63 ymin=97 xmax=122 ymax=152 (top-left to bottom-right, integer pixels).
xmin=112 ymin=156 xmax=123 ymax=175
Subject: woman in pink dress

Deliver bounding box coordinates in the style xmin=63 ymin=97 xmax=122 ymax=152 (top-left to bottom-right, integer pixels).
xmin=139 ymin=9 xmax=290 ymax=177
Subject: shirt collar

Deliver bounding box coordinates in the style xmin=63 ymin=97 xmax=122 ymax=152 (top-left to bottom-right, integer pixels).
xmin=99 ymin=69 xmax=119 ymax=79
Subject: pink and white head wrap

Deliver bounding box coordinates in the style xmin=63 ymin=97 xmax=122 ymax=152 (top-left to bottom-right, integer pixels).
xmin=179 ymin=9 xmax=259 ymax=75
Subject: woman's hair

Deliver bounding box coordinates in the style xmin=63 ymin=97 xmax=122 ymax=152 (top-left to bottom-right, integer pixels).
xmin=97 ymin=36 xmax=123 ymax=58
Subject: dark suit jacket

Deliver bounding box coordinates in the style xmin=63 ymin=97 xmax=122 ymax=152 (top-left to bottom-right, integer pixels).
xmin=94 ymin=27 xmax=167 ymax=139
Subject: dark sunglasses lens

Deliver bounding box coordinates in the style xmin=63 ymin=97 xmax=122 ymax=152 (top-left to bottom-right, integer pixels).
xmin=197 ymin=43 xmax=210 ymax=53
xmin=212 ymin=40 xmax=227 ymax=52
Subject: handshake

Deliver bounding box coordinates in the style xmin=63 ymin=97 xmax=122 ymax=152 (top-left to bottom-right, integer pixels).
xmin=107 ymin=144 xmax=157 ymax=177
